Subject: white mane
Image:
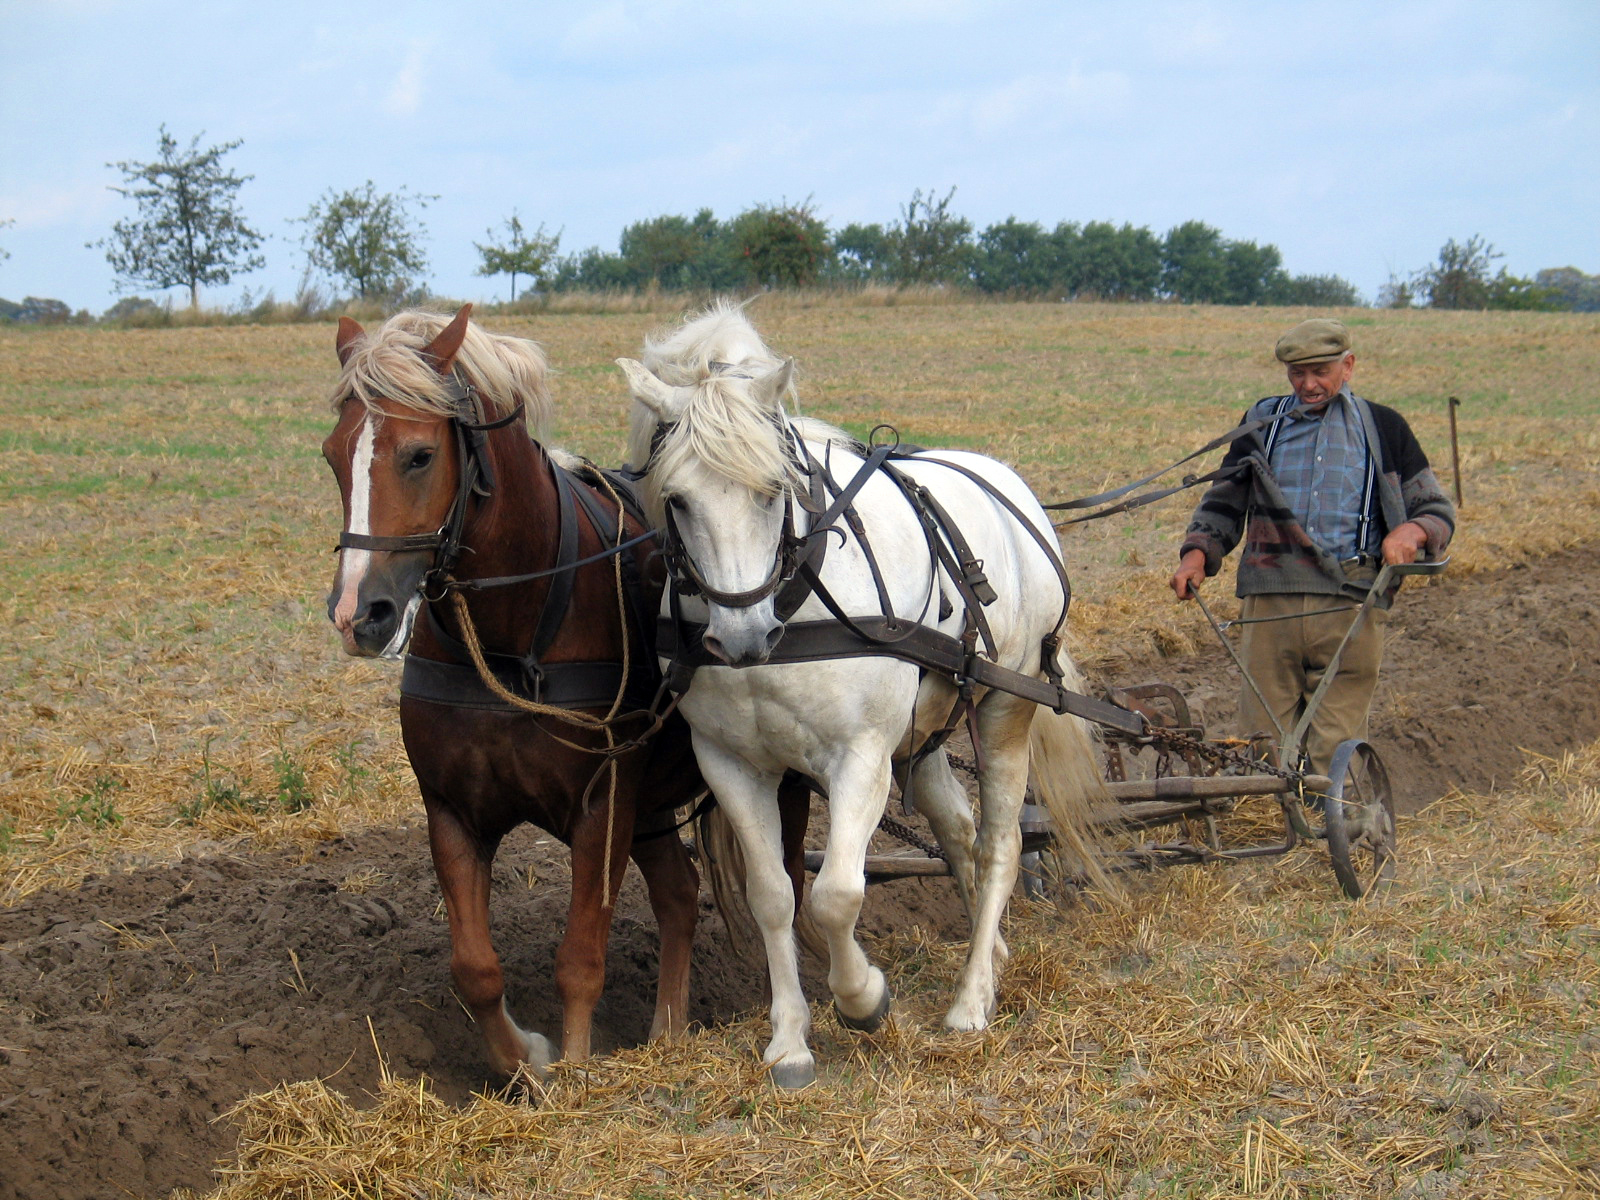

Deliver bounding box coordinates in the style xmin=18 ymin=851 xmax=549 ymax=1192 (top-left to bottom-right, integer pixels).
xmin=624 ymin=302 xmax=852 ymax=521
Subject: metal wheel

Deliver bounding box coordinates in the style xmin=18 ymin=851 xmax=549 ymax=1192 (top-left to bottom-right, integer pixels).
xmin=1322 ymin=739 xmax=1397 ymax=898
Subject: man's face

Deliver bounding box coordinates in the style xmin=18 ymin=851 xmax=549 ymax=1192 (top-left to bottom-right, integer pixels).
xmin=1286 ymin=354 xmax=1355 ymax=408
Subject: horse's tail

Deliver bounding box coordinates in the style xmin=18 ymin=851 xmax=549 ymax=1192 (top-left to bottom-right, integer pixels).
xmin=1027 ymin=678 xmax=1120 ymax=901
xmin=696 ymin=805 xmax=826 ymax=964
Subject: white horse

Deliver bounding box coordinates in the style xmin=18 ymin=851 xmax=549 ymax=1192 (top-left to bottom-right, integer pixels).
xmin=616 ymin=304 xmax=1106 ymax=1089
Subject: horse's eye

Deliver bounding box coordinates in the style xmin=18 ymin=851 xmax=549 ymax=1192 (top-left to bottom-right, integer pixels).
xmin=667 ymin=494 xmax=688 ymax=512
xmin=407 ymin=448 xmax=435 ymax=471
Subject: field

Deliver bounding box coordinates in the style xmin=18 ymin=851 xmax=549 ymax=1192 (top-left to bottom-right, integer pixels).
xmin=1 ymin=298 xmax=1598 ymax=1198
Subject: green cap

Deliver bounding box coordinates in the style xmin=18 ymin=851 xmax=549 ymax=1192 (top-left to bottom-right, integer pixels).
xmin=1274 ymin=318 xmax=1352 ymax=364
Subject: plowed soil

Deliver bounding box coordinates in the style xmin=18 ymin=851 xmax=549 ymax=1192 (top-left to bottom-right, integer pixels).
xmin=3 ymin=550 xmax=1598 ymax=1200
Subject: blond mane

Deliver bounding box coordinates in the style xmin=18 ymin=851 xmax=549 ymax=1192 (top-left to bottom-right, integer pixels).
xmin=331 ymin=309 xmax=554 ymax=440
xmin=623 ymin=304 xmax=852 ymax=521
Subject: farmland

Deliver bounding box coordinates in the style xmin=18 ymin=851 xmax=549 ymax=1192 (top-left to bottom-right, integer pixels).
xmin=1 ymin=298 xmax=1598 ymax=1198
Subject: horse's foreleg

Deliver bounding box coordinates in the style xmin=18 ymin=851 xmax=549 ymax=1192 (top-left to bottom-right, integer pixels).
xmin=558 ymin=784 xmax=638 ymax=1063
xmin=945 ymin=693 xmax=1035 ymax=1033
xmin=630 ymin=812 xmax=699 ymax=1043
xmin=810 ymin=753 xmax=893 ymax=1034
xmin=425 ymin=799 xmax=554 ymax=1076
xmin=696 ymin=746 xmax=812 ymax=1088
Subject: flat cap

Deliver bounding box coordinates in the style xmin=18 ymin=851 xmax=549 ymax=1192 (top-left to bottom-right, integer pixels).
xmin=1274 ymin=318 xmax=1351 ymax=364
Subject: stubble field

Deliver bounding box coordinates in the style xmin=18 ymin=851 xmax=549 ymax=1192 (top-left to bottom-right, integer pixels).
xmin=1 ymin=297 xmax=1598 ymax=1199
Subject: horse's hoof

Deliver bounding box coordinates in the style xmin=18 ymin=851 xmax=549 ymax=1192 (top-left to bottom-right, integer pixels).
xmin=835 ymin=986 xmax=892 ymax=1034
xmin=768 ymin=1058 xmax=817 ymax=1090
xmin=525 ymin=1031 xmax=557 ymax=1071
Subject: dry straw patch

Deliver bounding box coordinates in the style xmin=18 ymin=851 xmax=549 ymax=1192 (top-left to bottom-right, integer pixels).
xmin=2 ymin=302 xmax=1598 ymax=898
xmin=183 ymin=741 xmax=1600 ymax=1199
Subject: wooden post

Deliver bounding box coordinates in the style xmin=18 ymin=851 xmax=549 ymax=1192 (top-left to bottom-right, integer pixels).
xmin=1447 ymin=396 xmax=1463 ymax=508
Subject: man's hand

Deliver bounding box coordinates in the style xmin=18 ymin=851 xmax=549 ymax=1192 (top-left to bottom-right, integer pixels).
xmin=1381 ymin=522 xmax=1429 ymax=566
xmin=1170 ymin=548 xmax=1208 ymax=600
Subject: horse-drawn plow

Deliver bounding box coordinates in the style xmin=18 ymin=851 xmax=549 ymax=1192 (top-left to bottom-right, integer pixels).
xmin=820 ymin=557 xmax=1448 ymax=903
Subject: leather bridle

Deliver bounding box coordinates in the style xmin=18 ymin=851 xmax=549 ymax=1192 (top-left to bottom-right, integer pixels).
xmin=334 ymin=373 xmax=524 ymax=590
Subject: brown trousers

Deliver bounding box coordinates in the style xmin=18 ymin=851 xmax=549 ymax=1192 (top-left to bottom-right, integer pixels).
xmin=1235 ymin=593 xmax=1387 ymax=777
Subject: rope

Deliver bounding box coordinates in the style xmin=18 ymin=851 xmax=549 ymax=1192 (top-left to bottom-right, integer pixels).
xmin=445 ymin=473 xmax=640 ymax=908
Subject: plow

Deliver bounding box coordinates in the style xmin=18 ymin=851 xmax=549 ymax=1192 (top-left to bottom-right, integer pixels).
xmin=817 ymin=558 xmax=1447 ymax=900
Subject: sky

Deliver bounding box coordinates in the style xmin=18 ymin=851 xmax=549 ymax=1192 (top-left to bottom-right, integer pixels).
xmin=2 ymin=0 xmax=1596 ymax=313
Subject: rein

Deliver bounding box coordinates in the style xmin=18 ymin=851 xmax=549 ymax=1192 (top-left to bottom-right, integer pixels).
xmin=1044 ymin=405 xmax=1311 ymax=526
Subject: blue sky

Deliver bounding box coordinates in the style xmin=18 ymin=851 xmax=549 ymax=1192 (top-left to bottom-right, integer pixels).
xmin=2 ymin=0 xmax=1595 ymax=312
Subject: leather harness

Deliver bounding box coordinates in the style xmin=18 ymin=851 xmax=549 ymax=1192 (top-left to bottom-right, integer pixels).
xmin=651 ymin=421 xmax=1146 ymax=738
xmin=337 ymin=373 xmax=662 ymax=716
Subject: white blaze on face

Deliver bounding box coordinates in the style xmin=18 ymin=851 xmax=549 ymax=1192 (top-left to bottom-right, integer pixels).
xmin=333 ymin=413 xmax=376 ymax=634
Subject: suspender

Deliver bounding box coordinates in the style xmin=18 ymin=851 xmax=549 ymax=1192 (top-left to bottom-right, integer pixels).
xmin=1260 ymin=393 xmax=1378 ymax=555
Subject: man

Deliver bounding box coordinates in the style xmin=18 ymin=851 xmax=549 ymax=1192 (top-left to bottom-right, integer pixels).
xmin=1169 ymin=318 xmax=1455 ymax=775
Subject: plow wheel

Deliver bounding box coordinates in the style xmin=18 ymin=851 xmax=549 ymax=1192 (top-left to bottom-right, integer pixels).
xmin=1321 ymin=739 xmax=1397 ymax=898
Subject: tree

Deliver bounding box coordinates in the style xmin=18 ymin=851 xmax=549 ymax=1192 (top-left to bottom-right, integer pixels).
xmin=729 ymin=201 xmax=832 ymax=288
xmin=92 ymin=126 xmax=264 ymax=309
xmin=1068 ymin=221 xmax=1163 ymax=300
xmin=1535 ymin=266 xmax=1600 ymax=312
xmin=1267 ymin=273 xmax=1363 ymax=307
xmin=616 ymin=209 xmax=736 ymax=289
xmin=1376 ymin=273 xmax=1415 ymax=309
xmin=893 ymin=187 xmax=973 ymax=285
xmin=1413 ymin=236 xmax=1558 ymax=311
xmin=1415 ymin=235 xmax=1500 ymax=309
xmin=0 ymin=217 xmax=12 ymax=263
xmin=972 ymin=218 xmax=1058 ymax=295
xmin=828 ymin=223 xmax=895 ymax=282
xmin=296 ymin=182 xmax=435 ymax=302
xmin=474 ymin=211 xmax=559 ymax=301
xmin=1161 ymin=220 xmax=1229 ymax=303
xmin=1218 ymin=239 xmax=1283 ymax=305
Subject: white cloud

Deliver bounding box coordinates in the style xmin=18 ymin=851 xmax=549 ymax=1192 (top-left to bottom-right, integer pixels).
xmin=384 ymin=40 xmax=430 ymax=116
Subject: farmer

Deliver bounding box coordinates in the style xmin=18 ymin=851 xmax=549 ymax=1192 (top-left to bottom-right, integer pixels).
xmin=1168 ymin=318 xmax=1455 ymax=775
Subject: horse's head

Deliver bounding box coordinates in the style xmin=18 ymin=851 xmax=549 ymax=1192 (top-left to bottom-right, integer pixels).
xmin=617 ymin=355 xmax=799 ymax=668
xmin=322 ymin=307 xmax=477 ymax=658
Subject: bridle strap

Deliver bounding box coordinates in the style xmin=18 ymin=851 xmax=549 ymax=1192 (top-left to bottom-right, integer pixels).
xmin=332 ymin=388 xmax=526 ymax=564
xmin=338 ymin=529 xmax=446 ymax=553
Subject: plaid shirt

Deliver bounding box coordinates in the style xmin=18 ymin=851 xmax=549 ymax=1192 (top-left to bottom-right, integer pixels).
xmin=1181 ymin=392 xmax=1454 ymax=602
xmin=1258 ymin=389 xmax=1375 ymax=559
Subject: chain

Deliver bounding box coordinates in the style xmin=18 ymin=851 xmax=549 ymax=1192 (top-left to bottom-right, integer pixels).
xmin=1137 ymin=725 xmax=1305 ymax=784
xmin=876 ymin=812 xmax=945 ymax=861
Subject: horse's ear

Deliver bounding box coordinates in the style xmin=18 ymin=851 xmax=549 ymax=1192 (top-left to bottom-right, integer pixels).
xmin=753 ymin=358 xmax=795 ymax=410
xmin=335 ymin=317 xmax=366 ymax=366
xmin=421 ymin=304 xmax=474 ymax=373
xmin=615 ymin=358 xmax=681 ymax=420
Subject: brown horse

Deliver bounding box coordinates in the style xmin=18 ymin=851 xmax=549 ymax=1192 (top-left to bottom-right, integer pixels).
xmin=322 ymin=306 xmax=802 ymax=1076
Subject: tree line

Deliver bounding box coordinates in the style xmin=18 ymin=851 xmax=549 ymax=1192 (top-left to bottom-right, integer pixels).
xmin=2 ymin=128 xmax=1596 ymax=322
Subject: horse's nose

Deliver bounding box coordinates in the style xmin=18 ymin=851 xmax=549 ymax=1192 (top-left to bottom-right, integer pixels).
xmin=353 ymin=597 xmax=398 ymax=648
xmin=703 ymin=623 xmax=784 ymax=668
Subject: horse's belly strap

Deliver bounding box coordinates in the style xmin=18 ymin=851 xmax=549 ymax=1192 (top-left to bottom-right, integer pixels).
xmin=401 ymin=654 xmax=650 ymax=713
